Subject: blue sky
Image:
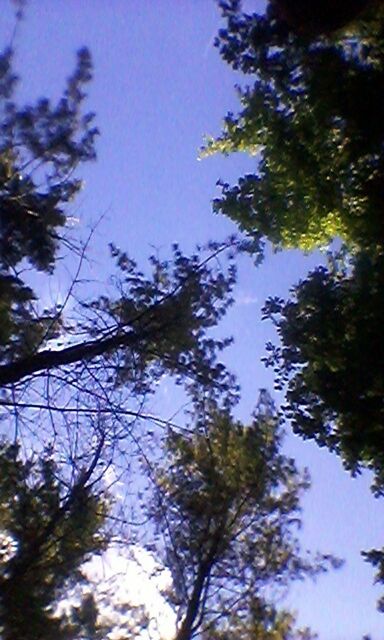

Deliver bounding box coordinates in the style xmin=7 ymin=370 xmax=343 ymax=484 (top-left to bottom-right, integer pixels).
xmin=1 ymin=2 xmax=383 ymax=638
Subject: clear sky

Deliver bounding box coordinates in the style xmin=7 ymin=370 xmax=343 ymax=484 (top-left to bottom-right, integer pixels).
xmin=1 ymin=2 xmax=383 ymax=638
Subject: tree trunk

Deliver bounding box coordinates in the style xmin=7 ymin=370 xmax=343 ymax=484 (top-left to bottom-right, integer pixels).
xmin=175 ymin=562 xmax=210 ymax=640
xmin=175 ymin=528 xmax=224 ymax=640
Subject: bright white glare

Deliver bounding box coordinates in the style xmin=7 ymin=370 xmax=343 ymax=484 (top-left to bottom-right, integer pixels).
xmin=0 ymin=531 xmax=18 ymax=565
xmin=76 ymin=543 xmax=176 ymax=639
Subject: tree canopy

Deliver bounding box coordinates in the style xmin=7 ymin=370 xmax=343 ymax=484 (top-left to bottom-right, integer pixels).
xmin=151 ymin=398 xmax=334 ymax=640
xmin=204 ymin=0 xmax=384 ymax=254
xmin=263 ymin=251 xmax=384 ymax=493
xmin=0 ymin=46 xmax=98 ymax=360
xmin=0 ymin=441 xmax=107 ymax=640
xmin=208 ymin=0 xmax=384 ymax=485
xmin=0 ymin=25 xmax=336 ymax=640
xmin=206 ymin=0 xmax=384 ymax=607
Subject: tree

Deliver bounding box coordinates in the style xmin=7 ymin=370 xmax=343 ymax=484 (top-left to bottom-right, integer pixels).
xmin=0 ymin=439 xmax=107 ymax=640
xmin=0 ymin=19 xmax=340 ymax=640
xmin=0 ymin=31 xmax=258 ymax=640
xmin=262 ymin=251 xmax=384 ymax=493
xmin=150 ymin=396 xmax=337 ymax=640
xmin=0 ymin=45 xmax=241 ymax=454
xmin=262 ymin=251 xmax=384 ymax=610
xmin=0 ymin=45 xmax=98 ymax=360
xmin=208 ymin=0 xmax=384 ymax=488
xmin=203 ymin=0 xmax=384 ymax=255
xmin=269 ymin=0 xmax=382 ymax=36
xmin=0 ymin=240 xmax=238 ymax=395
xmin=206 ymin=0 xmax=384 ymax=607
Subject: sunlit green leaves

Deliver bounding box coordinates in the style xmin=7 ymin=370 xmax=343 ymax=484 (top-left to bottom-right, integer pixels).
xmin=209 ymin=1 xmax=384 ymax=254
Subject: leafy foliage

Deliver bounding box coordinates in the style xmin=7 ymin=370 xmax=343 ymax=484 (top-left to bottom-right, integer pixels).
xmin=0 ymin=441 xmax=107 ymax=640
xmin=0 ymin=45 xmax=98 ymax=359
xmin=264 ymin=254 xmax=384 ymax=484
xmin=262 ymin=250 xmax=384 ymax=609
xmin=204 ymin=0 xmax=384 ymax=254
xmin=152 ymin=397 xmax=338 ymax=640
xmin=79 ymin=240 xmax=239 ymax=405
xmin=0 ymin=240 xmax=240 ymax=430
xmin=208 ymin=0 xmax=384 ymax=610
xmin=0 ymin=14 xmax=344 ymax=639
xmin=262 ymin=251 xmax=384 ymax=493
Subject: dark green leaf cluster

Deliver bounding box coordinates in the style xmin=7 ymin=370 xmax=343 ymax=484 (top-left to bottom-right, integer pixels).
xmin=0 ymin=441 xmax=107 ymax=640
xmin=0 ymin=46 xmax=98 ymax=361
xmin=263 ymin=251 xmax=384 ymax=493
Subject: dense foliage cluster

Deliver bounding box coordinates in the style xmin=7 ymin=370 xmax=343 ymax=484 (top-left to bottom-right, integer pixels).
xmin=263 ymin=252 xmax=384 ymax=493
xmin=208 ymin=0 xmax=384 ymax=608
xmin=0 ymin=443 xmax=107 ymax=640
xmin=206 ymin=0 xmax=384 ymax=252
xmin=154 ymin=403 xmax=333 ymax=639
